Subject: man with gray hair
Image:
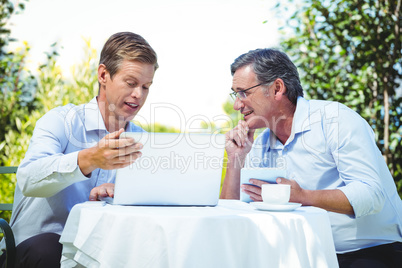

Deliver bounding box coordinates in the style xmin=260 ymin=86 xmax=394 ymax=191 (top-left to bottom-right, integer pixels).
xmin=220 ymin=48 xmax=402 ymax=267
xmin=0 ymin=31 xmax=158 ymax=267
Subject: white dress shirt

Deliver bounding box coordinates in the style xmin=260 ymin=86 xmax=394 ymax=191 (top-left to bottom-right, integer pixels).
xmin=2 ymin=97 xmax=144 ymax=247
xmin=245 ymin=97 xmax=402 ymax=253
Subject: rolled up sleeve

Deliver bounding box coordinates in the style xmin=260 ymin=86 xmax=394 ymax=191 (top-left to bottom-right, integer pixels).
xmin=17 ymin=151 xmax=87 ymax=197
xmin=328 ymin=107 xmax=385 ymax=218
xmin=338 ymin=181 xmax=385 ymax=218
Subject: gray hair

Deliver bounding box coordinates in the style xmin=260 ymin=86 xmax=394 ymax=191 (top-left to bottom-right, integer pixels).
xmin=230 ymin=48 xmax=303 ymax=105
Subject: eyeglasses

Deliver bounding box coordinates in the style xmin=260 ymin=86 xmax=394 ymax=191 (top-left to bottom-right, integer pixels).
xmin=230 ymin=83 xmax=263 ymax=101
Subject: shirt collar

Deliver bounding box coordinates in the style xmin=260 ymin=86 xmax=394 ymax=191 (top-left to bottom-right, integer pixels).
xmin=268 ymin=96 xmax=311 ymax=148
xmin=84 ymin=97 xmax=107 ymax=132
xmin=292 ymin=96 xmax=311 ymax=135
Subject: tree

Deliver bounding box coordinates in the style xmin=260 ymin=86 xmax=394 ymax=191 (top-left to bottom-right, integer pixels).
xmin=0 ymin=0 xmax=36 ymax=145
xmin=274 ymin=0 xmax=402 ymax=195
xmin=0 ymin=0 xmax=37 ymax=220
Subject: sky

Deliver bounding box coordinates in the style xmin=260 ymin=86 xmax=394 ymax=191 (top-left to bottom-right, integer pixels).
xmin=7 ymin=0 xmax=282 ymax=131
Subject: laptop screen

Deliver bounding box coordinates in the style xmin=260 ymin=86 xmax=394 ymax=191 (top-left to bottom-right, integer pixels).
xmin=113 ymin=132 xmax=225 ymax=206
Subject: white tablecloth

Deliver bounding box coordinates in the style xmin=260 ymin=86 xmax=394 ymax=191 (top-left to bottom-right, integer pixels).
xmin=60 ymin=200 xmax=338 ymax=268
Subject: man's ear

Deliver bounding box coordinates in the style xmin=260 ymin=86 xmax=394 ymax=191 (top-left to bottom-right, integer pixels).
xmin=274 ymin=78 xmax=286 ymax=100
xmin=98 ymin=64 xmax=108 ymax=85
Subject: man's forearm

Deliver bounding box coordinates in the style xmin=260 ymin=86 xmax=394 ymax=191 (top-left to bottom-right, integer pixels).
xmin=220 ymin=158 xmax=242 ymax=199
xmin=300 ymin=188 xmax=355 ymax=215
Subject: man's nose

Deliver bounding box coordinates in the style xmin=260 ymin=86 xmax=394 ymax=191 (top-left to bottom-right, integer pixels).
xmin=131 ymin=87 xmax=142 ymax=98
xmin=233 ymin=97 xmax=243 ymax=111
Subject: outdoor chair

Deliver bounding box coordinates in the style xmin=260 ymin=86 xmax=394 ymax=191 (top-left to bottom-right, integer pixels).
xmin=0 ymin=166 xmax=18 ymax=268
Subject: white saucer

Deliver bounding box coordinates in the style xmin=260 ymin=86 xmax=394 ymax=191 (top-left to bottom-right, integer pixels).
xmin=250 ymin=202 xmax=302 ymax=212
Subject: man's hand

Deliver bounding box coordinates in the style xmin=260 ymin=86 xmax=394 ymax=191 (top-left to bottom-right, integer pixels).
xmin=78 ymin=128 xmax=143 ymax=176
xmin=220 ymin=121 xmax=255 ymax=199
xmin=243 ymin=177 xmax=354 ymax=215
xmin=89 ymin=183 xmax=115 ymax=201
xmin=241 ymin=177 xmax=297 ymax=202
xmin=225 ymin=120 xmax=255 ymax=168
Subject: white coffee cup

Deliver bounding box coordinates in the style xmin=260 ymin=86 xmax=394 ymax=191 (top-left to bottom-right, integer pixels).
xmin=261 ymin=184 xmax=290 ymax=204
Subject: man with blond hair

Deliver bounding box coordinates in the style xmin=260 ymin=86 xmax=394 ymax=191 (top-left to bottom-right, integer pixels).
xmin=0 ymin=32 xmax=158 ymax=267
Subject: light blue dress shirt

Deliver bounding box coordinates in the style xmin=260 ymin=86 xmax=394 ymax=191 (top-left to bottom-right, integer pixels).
xmin=4 ymin=97 xmax=144 ymax=247
xmin=245 ymin=97 xmax=402 ymax=253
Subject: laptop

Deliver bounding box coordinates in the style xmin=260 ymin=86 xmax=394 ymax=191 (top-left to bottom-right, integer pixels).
xmin=103 ymin=132 xmax=225 ymax=206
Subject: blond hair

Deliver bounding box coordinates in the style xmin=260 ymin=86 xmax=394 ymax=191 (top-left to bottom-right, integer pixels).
xmin=99 ymin=32 xmax=158 ymax=79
